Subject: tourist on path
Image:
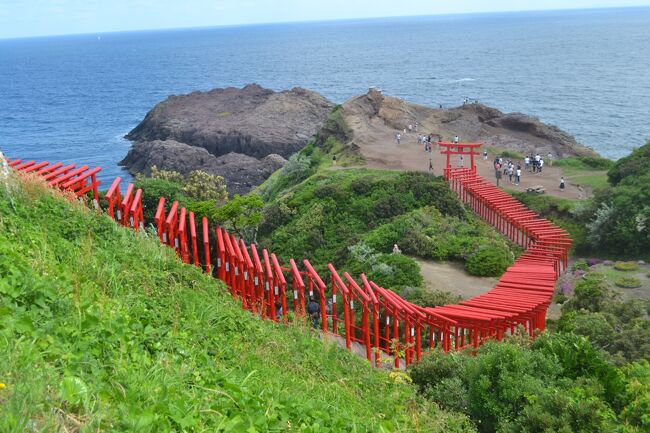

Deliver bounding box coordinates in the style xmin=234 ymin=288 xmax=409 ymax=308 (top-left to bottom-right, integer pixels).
xmin=515 ymin=166 xmax=521 ymax=185
xmin=560 ymin=176 xmax=565 ymax=191
xmin=483 ymin=150 xmax=488 ymax=160
xmin=332 ymin=154 xmax=337 ymax=166
xmin=396 ymin=132 xmax=401 ymax=144
xmin=539 ymin=158 xmax=544 ymax=173
xmin=524 ymin=156 xmax=530 ymax=171
xmin=307 ymin=297 xmax=321 ymax=329
xmin=548 ymin=152 xmax=553 ymax=166
xmin=453 ymin=135 xmax=459 ymax=144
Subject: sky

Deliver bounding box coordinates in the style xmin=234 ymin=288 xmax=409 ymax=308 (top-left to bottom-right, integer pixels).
xmin=1 ymin=0 xmax=650 ymax=39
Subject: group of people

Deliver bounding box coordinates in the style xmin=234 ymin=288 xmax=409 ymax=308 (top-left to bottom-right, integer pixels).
xmin=493 ymin=151 xmax=567 ymax=191
xmin=524 ymin=152 xmax=554 ymax=173
xmin=494 ymin=157 xmax=522 ymax=185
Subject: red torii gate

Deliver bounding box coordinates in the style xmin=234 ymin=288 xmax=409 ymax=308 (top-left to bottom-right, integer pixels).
xmin=438 ymin=141 xmax=482 ymax=179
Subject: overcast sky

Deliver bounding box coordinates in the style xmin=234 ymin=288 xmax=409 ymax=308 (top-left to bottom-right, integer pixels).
xmin=1 ymin=0 xmax=649 ymax=39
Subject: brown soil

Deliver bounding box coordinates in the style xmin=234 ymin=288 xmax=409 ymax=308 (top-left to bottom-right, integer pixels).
xmin=415 ymin=259 xmax=498 ymax=300
xmin=342 ymin=90 xmax=590 ymax=200
xmin=356 ymin=129 xmax=585 ymax=200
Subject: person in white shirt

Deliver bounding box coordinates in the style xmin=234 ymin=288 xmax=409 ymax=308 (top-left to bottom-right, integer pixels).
xmin=539 ymin=158 xmax=544 ymax=173
xmin=453 ymin=135 xmax=459 ymax=144
xmin=515 ymin=166 xmax=521 ymax=185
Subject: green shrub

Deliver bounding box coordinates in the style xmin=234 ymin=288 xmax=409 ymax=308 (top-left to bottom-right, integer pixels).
xmin=572 ymin=261 xmax=589 ymax=272
xmin=181 ymin=170 xmax=227 ymax=202
xmin=400 ymin=286 xmax=461 ymax=308
xmin=554 ymin=293 xmax=568 ymax=304
xmin=499 ymin=150 xmax=524 ymax=160
xmin=464 ymin=246 xmax=513 ymax=277
xmin=562 ymin=273 xmax=610 ymax=313
xmin=133 ymin=177 xmax=187 ymax=222
xmin=615 ymin=277 xmax=642 ymax=289
xmin=555 ymin=156 xmax=614 ymax=171
xmin=615 ymin=261 xmax=640 ymax=271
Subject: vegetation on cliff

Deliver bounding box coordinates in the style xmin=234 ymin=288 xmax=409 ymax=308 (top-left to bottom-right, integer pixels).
xmin=0 ymin=174 xmax=473 ymax=432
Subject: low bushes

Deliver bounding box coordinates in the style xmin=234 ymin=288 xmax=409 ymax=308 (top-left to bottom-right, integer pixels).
xmin=615 ymin=261 xmax=640 ymax=272
xmin=615 ymin=277 xmax=642 ymax=289
xmin=464 ymin=246 xmax=514 ymax=277
xmin=409 ymin=334 xmax=645 ymax=433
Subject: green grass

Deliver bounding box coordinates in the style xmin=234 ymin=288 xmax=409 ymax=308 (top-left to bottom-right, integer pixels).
xmin=554 ymin=156 xmax=613 ymax=190
xmin=0 ymin=175 xmax=473 ymax=432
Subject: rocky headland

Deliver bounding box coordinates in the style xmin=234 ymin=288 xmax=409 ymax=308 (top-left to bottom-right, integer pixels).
xmin=121 ymin=84 xmax=334 ymax=194
xmin=341 ymin=88 xmax=597 ymax=163
xmin=121 ymin=85 xmax=596 ymax=194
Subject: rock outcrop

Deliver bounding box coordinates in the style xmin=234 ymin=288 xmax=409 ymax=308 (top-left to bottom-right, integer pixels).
xmin=342 ymin=89 xmax=597 ymax=159
xmin=125 ymin=84 xmax=334 ymax=159
xmin=122 ymin=84 xmax=333 ymax=194
xmin=120 ymin=140 xmax=286 ymax=196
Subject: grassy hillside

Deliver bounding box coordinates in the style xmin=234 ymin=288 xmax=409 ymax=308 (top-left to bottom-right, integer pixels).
xmin=258 ymin=166 xmax=516 ymax=296
xmin=0 ymin=174 xmax=474 ymax=432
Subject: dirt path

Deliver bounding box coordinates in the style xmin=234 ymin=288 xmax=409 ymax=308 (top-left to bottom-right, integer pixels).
xmin=349 ymin=122 xmax=586 ymax=200
xmin=415 ymin=258 xmax=498 ymax=299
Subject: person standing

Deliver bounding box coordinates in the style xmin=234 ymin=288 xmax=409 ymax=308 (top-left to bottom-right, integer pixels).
xmin=408 ymin=124 xmax=413 ymax=133
xmin=332 ymin=154 xmax=337 ymax=166
xmin=539 ymin=158 xmax=544 ymax=173
xmin=459 ymin=154 xmax=464 ymax=167
xmin=396 ymin=132 xmax=401 ymax=144
xmin=524 ymin=156 xmax=530 ymax=171
xmin=453 ymin=135 xmax=459 ymax=144
xmin=508 ymin=164 xmax=514 ymax=183
xmin=515 ymin=166 xmax=521 ymax=185
xmin=560 ymin=176 xmax=565 ymax=191
xmin=547 ymin=152 xmax=553 ymax=166
xmin=307 ymin=297 xmax=321 ymax=329
xmin=483 ymin=150 xmax=488 ymax=160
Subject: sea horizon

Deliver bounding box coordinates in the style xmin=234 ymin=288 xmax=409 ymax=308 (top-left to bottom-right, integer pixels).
xmin=1 ymin=5 xmax=649 ymax=41
xmin=2 ymin=6 xmax=650 ymax=183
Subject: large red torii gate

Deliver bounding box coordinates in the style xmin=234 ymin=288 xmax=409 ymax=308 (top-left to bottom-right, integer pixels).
xmin=438 ymin=141 xmax=482 ymax=180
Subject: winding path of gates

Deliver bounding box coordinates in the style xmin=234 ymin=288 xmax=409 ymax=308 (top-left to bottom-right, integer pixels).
xmin=7 ymin=147 xmax=571 ymax=369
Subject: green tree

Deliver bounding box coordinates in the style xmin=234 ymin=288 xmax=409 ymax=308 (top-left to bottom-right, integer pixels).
xmin=181 ymin=170 xmax=228 ymax=202
xmin=212 ymin=194 xmax=264 ymax=243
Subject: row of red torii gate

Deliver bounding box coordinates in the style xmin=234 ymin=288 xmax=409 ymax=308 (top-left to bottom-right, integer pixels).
xmin=7 ymin=142 xmax=571 ymax=369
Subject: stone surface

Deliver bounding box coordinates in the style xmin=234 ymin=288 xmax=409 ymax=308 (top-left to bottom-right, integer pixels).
xmin=125 ymin=84 xmax=334 ymax=159
xmin=120 ymin=139 xmax=286 ymax=196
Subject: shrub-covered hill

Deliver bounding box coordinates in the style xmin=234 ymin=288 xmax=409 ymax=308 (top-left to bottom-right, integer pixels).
xmin=0 ymin=175 xmax=475 ymax=432
xmin=258 ymin=167 xmax=515 ymax=290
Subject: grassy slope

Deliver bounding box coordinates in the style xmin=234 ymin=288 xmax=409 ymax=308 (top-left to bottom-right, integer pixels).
xmin=0 ymin=175 xmax=473 ymax=432
xmin=258 ymin=166 xmax=515 ymax=286
xmin=553 ymin=156 xmax=611 ymax=190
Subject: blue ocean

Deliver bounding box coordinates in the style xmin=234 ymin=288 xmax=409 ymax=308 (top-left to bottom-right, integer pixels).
xmin=1 ymin=7 xmax=649 ymax=183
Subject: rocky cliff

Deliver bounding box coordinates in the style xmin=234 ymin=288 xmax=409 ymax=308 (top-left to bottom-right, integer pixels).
xmin=121 ymin=84 xmax=333 ymax=194
xmin=120 ymin=140 xmax=286 ymax=195
xmin=342 ymin=89 xmax=597 ymax=159
xmin=125 ymin=84 xmax=334 ymax=159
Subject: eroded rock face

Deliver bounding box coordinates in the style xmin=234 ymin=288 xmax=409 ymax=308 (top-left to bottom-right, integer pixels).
xmin=120 ymin=140 xmax=286 ymax=196
xmin=125 ymin=84 xmax=334 ymax=159
xmin=342 ymin=90 xmax=597 ymax=158
xmin=122 ymin=84 xmax=333 ymax=194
